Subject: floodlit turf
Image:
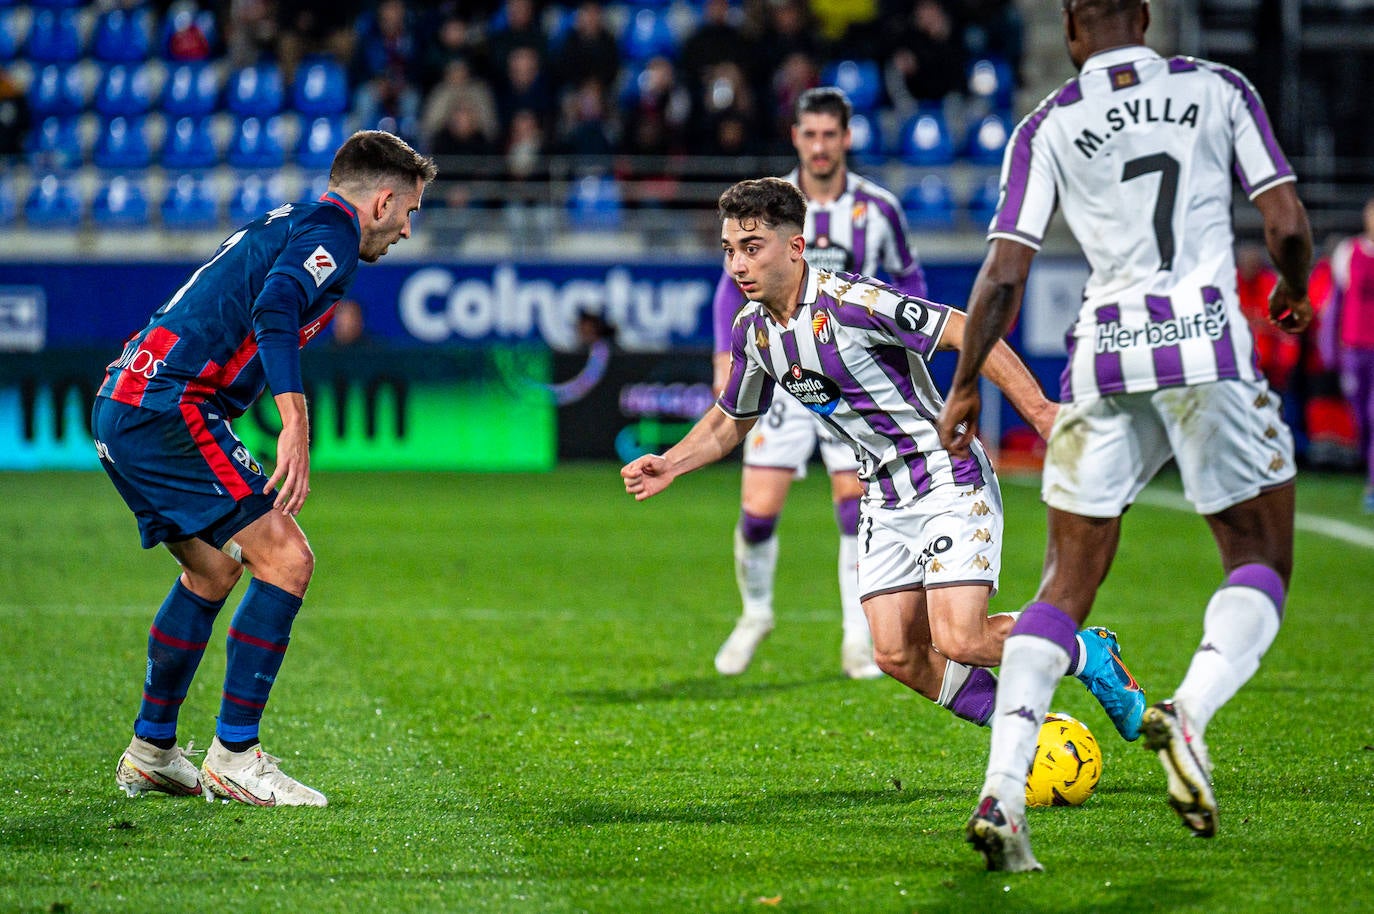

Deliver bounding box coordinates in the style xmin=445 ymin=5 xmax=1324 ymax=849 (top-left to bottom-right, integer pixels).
xmin=1 ymin=465 xmax=1371 ymax=912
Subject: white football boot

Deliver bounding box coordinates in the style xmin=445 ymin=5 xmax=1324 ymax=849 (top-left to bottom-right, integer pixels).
xmin=1141 ymin=699 xmax=1216 ymax=837
xmin=841 ymin=635 xmax=883 ymax=680
xmin=201 ymin=738 xmax=327 ymax=807
xmin=714 ymin=615 xmax=774 ymax=675
xmin=966 ymin=795 xmax=1044 ymax=873
xmin=116 ymin=737 xmax=204 ymax=798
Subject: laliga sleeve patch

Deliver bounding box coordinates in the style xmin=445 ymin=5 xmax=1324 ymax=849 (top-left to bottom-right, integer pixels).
xmin=304 ymin=245 xmax=338 ymax=287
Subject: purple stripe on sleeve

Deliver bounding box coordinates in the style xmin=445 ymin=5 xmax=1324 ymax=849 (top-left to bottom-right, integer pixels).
xmin=1055 ymin=78 xmax=1083 ymax=106
xmin=993 ymin=100 xmax=1055 ymax=237
xmin=1094 ymin=304 xmax=1126 ymax=395
xmin=867 ymin=191 xmax=912 ymax=275
xmin=1208 ymin=62 xmax=1293 ymax=193
xmin=1146 ymin=294 xmax=1185 ymax=386
xmin=1168 ymin=56 xmax=1198 ymax=73
xmin=1203 ymin=287 xmax=1239 ymax=379
xmin=712 ymin=271 xmax=745 ymax=355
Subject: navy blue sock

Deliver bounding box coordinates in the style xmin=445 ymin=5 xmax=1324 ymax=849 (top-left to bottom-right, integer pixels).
xmin=134 ymin=579 xmax=224 ymax=743
xmin=217 ymin=579 xmax=301 ymax=746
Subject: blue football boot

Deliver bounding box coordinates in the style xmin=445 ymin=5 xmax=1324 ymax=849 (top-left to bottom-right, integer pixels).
xmin=1076 ymin=626 xmax=1145 ymax=741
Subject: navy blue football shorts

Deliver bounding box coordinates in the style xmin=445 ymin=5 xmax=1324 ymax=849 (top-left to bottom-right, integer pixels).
xmin=92 ymin=396 xmax=276 ymax=549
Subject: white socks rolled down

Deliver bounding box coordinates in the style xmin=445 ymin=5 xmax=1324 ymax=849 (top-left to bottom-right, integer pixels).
xmin=733 ymin=522 xmax=779 ymax=622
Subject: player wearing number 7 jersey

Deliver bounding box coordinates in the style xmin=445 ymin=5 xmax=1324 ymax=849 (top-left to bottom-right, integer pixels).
xmin=938 ymin=0 xmax=1313 ymax=872
xmin=94 ymin=131 xmax=436 ymax=806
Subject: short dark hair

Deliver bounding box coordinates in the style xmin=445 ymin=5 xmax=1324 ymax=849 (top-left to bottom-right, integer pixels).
xmin=1062 ymin=0 xmax=1143 ymax=26
xmin=796 ymin=86 xmax=852 ymax=130
xmin=718 ymin=177 xmax=806 ymax=234
xmin=330 ymin=130 xmax=438 ymax=192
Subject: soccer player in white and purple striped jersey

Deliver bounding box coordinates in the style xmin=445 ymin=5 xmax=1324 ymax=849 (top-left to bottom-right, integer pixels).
xmin=625 ymin=177 xmax=1144 ymax=748
xmin=709 ymin=87 xmax=927 ymax=682
xmin=939 ymin=0 xmax=1314 ymax=872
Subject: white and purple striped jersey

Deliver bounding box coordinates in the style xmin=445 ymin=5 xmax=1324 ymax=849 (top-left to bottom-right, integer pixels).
xmin=991 ymin=46 xmax=1295 ymax=403
xmin=716 ymin=267 xmax=989 ymax=508
xmin=713 ymin=169 xmax=926 ymax=353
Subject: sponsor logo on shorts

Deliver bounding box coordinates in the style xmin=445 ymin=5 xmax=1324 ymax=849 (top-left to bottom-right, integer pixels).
xmin=231 ymin=446 xmax=262 ymax=476
xmin=918 ymin=534 xmax=952 ymax=571
xmin=94 ymin=440 xmax=113 ymax=463
xmin=781 ymin=366 xmax=841 ymax=416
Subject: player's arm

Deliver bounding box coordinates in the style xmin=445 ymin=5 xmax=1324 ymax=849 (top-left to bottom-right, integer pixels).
xmin=937 ymin=238 xmax=1038 ymax=456
xmin=711 ymin=271 xmax=745 ymax=396
xmin=938 ymin=306 xmax=1056 ymax=440
xmin=621 ymin=406 xmax=756 ymax=501
xmin=252 ymin=271 xmax=313 ymax=514
xmin=1254 ymin=182 xmax=1314 ymax=333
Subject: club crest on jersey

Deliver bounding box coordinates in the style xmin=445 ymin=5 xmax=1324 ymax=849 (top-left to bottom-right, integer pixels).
xmin=231 ymin=445 xmax=261 ymax=476
xmin=851 ymin=201 xmax=867 ymax=226
xmin=812 ymin=310 xmax=832 ymax=344
xmin=304 ymin=245 xmax=337 ymax=287
xmin=782 ymin=365 xmax=841 ymax=416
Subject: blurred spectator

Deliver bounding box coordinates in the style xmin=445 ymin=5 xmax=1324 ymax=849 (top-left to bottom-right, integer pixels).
xmin=277 ymin=0 xmax=361 ymax=83
xmin=504 ymin=109 xmax=549 ymax=185
xmin=1321 ymin=198 xmax=1374 ymax=510
xmin=756 ymin=0 xmax=824 ymax=101
xmin=769 ymin=51 xmax=821 ymax=150
xmin=432 ymin=104 xmax=500 ymax=158
xmin=1236 ymin=243 xmax=1298 ymax=391
xmin=680 ymin=0 xmax=757 ymax=93
xmin=164 ymin=0 xmax=216 ymax=62
xmin=883 ymin=0 xmax=965 ymax=111
xmin=957 ymin=0 xmax=1024 ymax=83
xmin=555 ymin=79 xmax=618 ymax=171
xmin=329 ymin=299 xmax=372 ymax=348
xmin=419 ymin=12 xmax=483 ymax=92
xmin=810 ymin=0 xmax=878 ymax=43
xmin=498 ymin=46 xmax=553 ymax=135
xmin=0 ymin=67 xmax=30 ymax=160
xmin=420 ymin=57 xmax=499 ymax=152
xmin=619 ymin=56 xmax=692 ymax=158
xmin=690 ymin=61 xmax=754 ymax=155
xmin=352 ymin=0 xmax=423 ymax=138
xmin=487 ymin=0 xmax=548 ymax=85
xmin=227 ymin=0 xmax=280 ymax=69
xmin=553 ymin=2 xmax=621 ymax=95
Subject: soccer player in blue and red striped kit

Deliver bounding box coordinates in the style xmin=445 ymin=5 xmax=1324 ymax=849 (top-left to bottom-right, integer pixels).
xmin=95 ymin=130 xmax=436 ymax=806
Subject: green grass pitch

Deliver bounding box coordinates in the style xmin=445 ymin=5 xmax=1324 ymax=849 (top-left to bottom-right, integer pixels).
xmin=1 ymin=465 xmax=1371 ymax=912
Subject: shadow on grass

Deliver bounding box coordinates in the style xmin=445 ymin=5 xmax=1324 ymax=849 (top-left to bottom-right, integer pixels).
xmin=566 ymin=674 xmax=845 ymax=705
xmin=546 ymin=785 xmax=949 ymax=828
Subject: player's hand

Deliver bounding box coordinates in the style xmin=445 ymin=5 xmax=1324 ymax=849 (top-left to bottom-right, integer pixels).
xmin=621 ymin=454 xmax=673 ymax=501
xmin=1268 ymin=278 xmax=1313 ymax=334
xmin=937 ymin=386 xmax=981 ymax=459
xmin=265 ymin=420 xmax=311 ymax=515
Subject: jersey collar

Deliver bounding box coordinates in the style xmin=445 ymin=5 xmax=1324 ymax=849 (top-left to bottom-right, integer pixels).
xmin=1079 ymin=44 xmax=1160 ymax=74
xmin=320 ymin=191 xmax=361 ymax=235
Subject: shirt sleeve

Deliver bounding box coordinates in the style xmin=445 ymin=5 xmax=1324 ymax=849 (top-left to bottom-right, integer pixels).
xmin=875 ymin=196 xmax=928 ymax=298
xmin=712 ymin=270 xmax=745 ymax=356
xmin=715 ymin=312 xmax=774 ymax=418
xmin=1219 ymin=64 xmax=1296 ymax=199
xmin=988 ymin=102 xmax=1059 ymax=250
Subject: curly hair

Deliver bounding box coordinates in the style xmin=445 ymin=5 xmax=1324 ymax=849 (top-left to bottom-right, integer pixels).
xmin=717 ymin=177 xmax=807 ymax=234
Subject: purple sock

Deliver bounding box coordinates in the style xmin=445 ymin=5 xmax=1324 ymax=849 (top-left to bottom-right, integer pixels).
xmin=1225 ymin=563 xmax=1286 ymax=620
xmin=738 ymin=510 xmax=778 ymax=544
xmin=1013 ymin=601 xmax=1079 ymax=669
xmin=833 ymin=497 xmax=860 ymax=536
xmin=950 ymin=668 xmax=999 ymax=725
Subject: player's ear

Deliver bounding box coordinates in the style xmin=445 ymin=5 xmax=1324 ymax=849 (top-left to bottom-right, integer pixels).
xmin=372 ymin=187 xmax=395 ymax=220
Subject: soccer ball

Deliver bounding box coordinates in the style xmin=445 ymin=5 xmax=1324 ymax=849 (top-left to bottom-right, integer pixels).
xmin=1024 ymin=712 xmax=1102 ymax=807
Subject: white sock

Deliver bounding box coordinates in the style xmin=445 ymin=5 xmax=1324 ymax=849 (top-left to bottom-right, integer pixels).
xmin=837 ymin=534 xmax=867 ymax=640
xmin=733 ymin=526 xmax=778 ymax=621
xmin=1173 ymin=584 xmax=1282 ymax=733
xmin=980 ymin=633 xmax=1071 ymax=817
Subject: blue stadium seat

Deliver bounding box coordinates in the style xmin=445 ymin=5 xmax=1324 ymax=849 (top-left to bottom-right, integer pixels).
xmin=27 ymin=115 xmax=83 ymax=170
xmin=567 ymin=174 xmax=623 ymax=231
xmin=24 ymin=172 xmax=83 ymax=229
xmin=92 ymin=174 xmax=151 ymax=227
xmin=26 ymin=6 xmax=82 ymax=63
xmin=620 ymin=7 xmax=677 ymax=62
xmin=296 ymin=115 xmax=347 ymax=170
xmin=821 ymin=59 xmax=882 ymax=112
xmin=967 ymin=56 xmax=1016 ymax=110
xmin=298 ymin=170 xmax=329 ymax=202
xmin=160 ymin=171 xmax=219 ymax=229
xmin=0 ymin=7 xmax=26 ymax=61
xmin=229 ymin=171 xmax=288 ymax=224
xmin=226 ymin=115 xmax=288 ymax=169
xmin=847 ymin=112 xmax=884 ymax=165
xmin=30 ymin=0 xmax=85 ymax=7
xmin=91 ymin=6 xmax=153 ymax=63
xmin=0 ymin=171 xmax=17 ymax=225
xmin=93 ymin=115 xmax=152 ymax=170
xmin=28 ymin=63 xmax=87 ymax=118
xmin=94 ymin=63 xmax=156 ymax=118
xmin=901 ymin=174 xmax=955 ymax=230
xmin=292 ymin=57 xmax=348 ymax=117
xmin=963 ymin=112 xmax=1011 ymax=166
xmin=225 ymin=63 xmax=284 ymax=118
xmin=965 ymin=173 xmax=1002 ymax=230
xmin=160 ymin=115 xmax=218 ymax=170
xmin=897 ymin=109 xmax=954 ymax=166
xmin=160 ymin=62 xmax=220 ymax=118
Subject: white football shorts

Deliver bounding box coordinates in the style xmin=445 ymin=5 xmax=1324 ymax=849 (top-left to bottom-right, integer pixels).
xmin=856 ymin=474 xmax=1004 ymax=600
xmin=1042 ymin=378 xmax=1297 ymax=518
xmin=743 ymin=390 xmax=860 ymax=479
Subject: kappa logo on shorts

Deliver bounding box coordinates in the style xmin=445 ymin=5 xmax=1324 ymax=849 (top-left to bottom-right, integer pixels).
xmin=304 ymin=245 xmax=338 ymax=287
xmin=968 ymin=555 xmax=991 ymax=571
xmin=231 ymin=446 xmax=262 ymax=476
xmin=971 ymin=528 xmax=992 ymax=543
xmin=969 ymin=500 xmax=991 ymax=516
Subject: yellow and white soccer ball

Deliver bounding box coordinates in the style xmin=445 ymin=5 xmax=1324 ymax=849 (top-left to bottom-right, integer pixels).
xmin=1024 ymin=712 xmax=1102 ymax=807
